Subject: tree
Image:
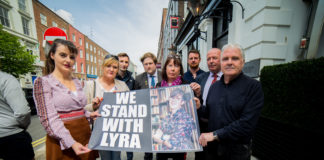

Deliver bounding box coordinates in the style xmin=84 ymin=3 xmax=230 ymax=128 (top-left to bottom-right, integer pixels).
xmin=0 ymin=24 xmax=37 ymax=78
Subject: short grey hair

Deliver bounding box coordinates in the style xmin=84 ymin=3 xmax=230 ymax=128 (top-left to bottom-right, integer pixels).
xmin=221 ymin=43 xmax=245 ymax=61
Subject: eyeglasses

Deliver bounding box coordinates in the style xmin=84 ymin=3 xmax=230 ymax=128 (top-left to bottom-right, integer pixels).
xmin=167 ymin=54 xmax=181 ymax=59
xmin=104 ymin=54 xmax=119 ymax=61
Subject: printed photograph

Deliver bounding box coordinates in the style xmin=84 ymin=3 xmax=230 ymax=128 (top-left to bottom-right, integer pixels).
xmin=150 ymin=85 xmax=201 ymax=152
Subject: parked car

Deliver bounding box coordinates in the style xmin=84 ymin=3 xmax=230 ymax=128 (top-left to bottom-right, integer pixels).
xmin=23 ymin=88 xmax=37 ymax=115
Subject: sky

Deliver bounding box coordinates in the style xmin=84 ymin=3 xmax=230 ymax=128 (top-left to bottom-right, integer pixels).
xmin=39 ymin=0 xmax=169 ymax=73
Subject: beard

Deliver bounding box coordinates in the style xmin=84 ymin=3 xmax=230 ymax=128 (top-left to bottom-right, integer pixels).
xmin=189 ymin=63 xmax=199 ymax=69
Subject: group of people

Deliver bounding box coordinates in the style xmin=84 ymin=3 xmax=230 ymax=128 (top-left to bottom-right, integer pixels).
xmin=0 ymin=38 xmax=264 ymax=160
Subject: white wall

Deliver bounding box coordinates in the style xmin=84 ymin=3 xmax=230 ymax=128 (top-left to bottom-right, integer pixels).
xmin=229 ymin=0 xmax=309 ymax=71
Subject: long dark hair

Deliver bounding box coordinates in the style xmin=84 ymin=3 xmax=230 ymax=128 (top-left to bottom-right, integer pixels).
xmin=161 ymin=54 xmax=184 ymax=81
xmin=45 ymin=39 xmax=78 ymax=75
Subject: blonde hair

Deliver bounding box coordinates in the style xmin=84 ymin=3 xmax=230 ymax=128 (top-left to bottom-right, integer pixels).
xmin=102 ymin=57 xmax=119 ymax=69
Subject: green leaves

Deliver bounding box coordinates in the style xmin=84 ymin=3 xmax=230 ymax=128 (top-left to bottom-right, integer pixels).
xmin=260 ymin=57 xmax=324 ymax=134
xmin=0 ymin=25 xmax=37 ymax=78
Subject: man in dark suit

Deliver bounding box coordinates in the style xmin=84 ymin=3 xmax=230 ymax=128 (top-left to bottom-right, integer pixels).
xmin=134 ymin=52 xmax=161 ymax=160
xmin=192 ymin=48 xmax=222 ymax=160
xmin=135 ymin=52 xmax=161 ymax=90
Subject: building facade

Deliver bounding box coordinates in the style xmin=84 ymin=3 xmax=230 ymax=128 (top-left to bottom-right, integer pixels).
xmin=157 ymin=8 xmax=168 ymax=64
xmin=160 ymin=0 xmax=324 ymax=77
xmin=159 ymin=0 xmax=186 ymax=64
xmin=69 ymin=24 xmax=86 ymax=81
xmin=32 ymin=0 xmax=69 ymax=75
xmin=0 ymin=0 xmax=42 ymax=88
xmin=84 ymin=36 xmax=107 ymax=80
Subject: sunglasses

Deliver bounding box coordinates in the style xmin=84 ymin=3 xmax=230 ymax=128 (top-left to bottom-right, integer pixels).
xmin=167 ymin=54 xmax=181 ymax=59
xmin=104 ymin=54 xmax=119 ymax=61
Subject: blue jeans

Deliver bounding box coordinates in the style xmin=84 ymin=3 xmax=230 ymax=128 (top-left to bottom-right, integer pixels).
xmin=99 ymin=150 xmax=121 ymax=160
xmin=126 ymin=152 xmax=133 ymax=160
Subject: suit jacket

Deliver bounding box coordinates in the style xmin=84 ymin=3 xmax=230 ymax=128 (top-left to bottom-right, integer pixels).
xmin=196 ymin=71 xmax=211 ymax=132
xmin=134 ymin=70 xmax=162 ymax=89
xmin=196 ymin=71 xmax=211 ymax=100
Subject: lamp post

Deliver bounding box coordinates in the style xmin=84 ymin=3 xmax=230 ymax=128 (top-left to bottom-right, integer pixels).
xmin=187 ymin=0 xmax=208 ymax=41
xmin=187 ymin=0 xmax=245 ymax=42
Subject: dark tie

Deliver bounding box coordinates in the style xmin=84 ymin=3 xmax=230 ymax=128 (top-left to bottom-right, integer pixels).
xmin=150 ymin=75 xmax=155 ymax=88
xmin=212 ymin=73 xmax=218 ymax=84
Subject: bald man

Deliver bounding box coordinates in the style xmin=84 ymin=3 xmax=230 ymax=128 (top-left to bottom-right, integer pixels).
xmin=192 ymin=48 xmax=222 ymax=160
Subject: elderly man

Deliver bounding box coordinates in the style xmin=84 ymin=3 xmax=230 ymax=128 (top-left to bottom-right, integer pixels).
xmin=192 ymin=48 xmax=222 ymax=160
xmin=198 ymin=44 xmax=264 ymax=160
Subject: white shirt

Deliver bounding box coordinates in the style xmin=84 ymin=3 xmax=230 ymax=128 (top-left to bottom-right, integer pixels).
xmin=203 ymin=71 xmax=223 ymax=106
xmin=147 ymin=70 xmax=158 ymax=88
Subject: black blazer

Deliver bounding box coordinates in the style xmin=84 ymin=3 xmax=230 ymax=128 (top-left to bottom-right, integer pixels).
xmin=134 ymin=70 xmax=162 ymax=89
xmin=196 ymin=71 xmax=211 ymax=100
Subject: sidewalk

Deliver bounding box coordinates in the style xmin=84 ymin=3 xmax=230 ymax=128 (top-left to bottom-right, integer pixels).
xmin=34 ymin=146 xmax=257 ymax=160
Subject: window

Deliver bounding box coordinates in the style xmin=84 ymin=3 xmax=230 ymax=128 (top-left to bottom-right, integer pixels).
xmin=52 ymin=21 xmax=57 ymax=27
xmin=62 ymin=28 xmax=66 ymax=34
xmin=40 ymin=13 xmax=47 ymax=26
xmin=94 ymin=47 xmax=96 ymax=53
xmin=21 ymin=17 xmax=29 ymax=35
xmin=80 ymin=50 xmax=83 ymax=58
xmin=81 ymin=63 xmax=83 ymax=73
xmin=72 ymin=34 xmax=76 ymax=42
xmin=95 ymin=67 xmax=97 ymax=75
xmin=90 ymin=45 xmax=93 ymax=51
xmin=86 ymin=42 xmax=88 ymax=49
xmin=18 ymin=0 xmax=26 ymax=11
xmin=98 ymin=50 xmax=101 ymax=56
xmin=87 ymin=65 xmax=89 ymax=73
xmin=74 ymin=63 xmax=78 ymax=73
xmin=94 ymin=56 xmax=96 ymax=63
xmin=0 ymin=6 xmax=10 ymax=27
xmin=86 ymin=52 xmax=89 ymax=60
xmin=91 ymin=66 xmax=93 ymax=74
xmin=90 ymin=55 xmax=93 ymax=62
xmin=79 ymin=38 xmax=82 ymax=45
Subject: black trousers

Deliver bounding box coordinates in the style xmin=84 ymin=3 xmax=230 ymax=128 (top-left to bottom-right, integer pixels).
xmin=156 ymin=153 xmax=185 ymax=160
xmin=144 ymin=152 xmax=153 ymax=160
xmin=0 ymin=131 xmax=35 ymax=160
xmin=206 ymin=141 xmax=252 ymax=160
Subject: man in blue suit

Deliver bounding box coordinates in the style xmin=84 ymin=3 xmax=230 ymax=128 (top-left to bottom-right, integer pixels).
xmin=193 ymin=48 xmax=222 ymax=160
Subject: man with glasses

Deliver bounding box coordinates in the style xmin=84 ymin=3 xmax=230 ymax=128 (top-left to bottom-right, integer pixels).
xmin=183 ymin=50 xmax=205 ymax=83
xmin=134 ymin=52 xmax=162 ymax=160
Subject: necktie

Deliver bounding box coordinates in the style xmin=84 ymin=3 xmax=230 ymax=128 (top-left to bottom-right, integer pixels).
xmin=212 ymin=73 xmax=218 ymax=84
xmin=150 ymin=75 xmax=155 ymax=88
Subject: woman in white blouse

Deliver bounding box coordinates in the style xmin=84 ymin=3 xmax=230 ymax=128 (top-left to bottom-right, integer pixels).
xmin=83 ymin=54 xmax=129 ymax=160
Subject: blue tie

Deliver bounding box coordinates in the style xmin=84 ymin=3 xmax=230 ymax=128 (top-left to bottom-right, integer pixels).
xmin=150 ymin=75 xmax=155 ymax=88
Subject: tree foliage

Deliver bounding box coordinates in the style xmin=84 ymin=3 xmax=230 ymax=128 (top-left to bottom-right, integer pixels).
xmin=0 ymin=25 xmax=37 ymax=78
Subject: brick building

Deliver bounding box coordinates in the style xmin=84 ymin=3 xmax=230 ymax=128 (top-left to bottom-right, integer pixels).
xmin=84 ymin=36 xmax=107 ymax=80
xmin=32 ymin=0 xmax=70 ymax=75
xmin=69 ymin=24 xmax=86 ymax=81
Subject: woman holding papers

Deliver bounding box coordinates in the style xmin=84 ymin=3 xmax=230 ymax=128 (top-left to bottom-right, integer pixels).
xmin=33 ymin=39 xmax=99 ymax=159
xmin=83 ymin=54 xmax=129 ymax=160
xmin=153 ymin=54 xmax=190 ymax=160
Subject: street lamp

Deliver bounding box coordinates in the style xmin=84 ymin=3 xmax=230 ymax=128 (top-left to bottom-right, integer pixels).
xmin=187 ymin=0 xmax=245 ymax=41
xmin=187 ymin=0 xmax=208 ymax=41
